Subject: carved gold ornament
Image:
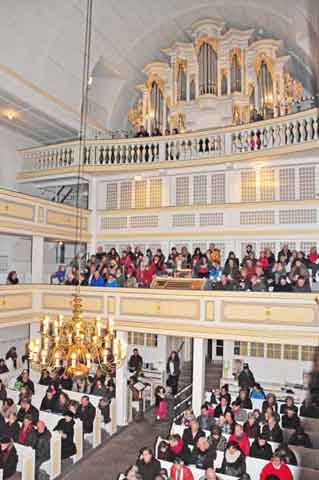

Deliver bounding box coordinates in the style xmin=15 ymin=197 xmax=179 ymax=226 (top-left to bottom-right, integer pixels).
xmin=194 ymin=35 xmax=219 ymax=55
xmin=255 ymin=53 xmax=274 ymax=78
xmin=128 ymin=98 xmax=143 ymax=128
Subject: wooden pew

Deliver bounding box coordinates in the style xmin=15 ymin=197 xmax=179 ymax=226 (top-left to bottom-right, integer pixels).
xmin=14 ymin=443 xmax=35 ymax=480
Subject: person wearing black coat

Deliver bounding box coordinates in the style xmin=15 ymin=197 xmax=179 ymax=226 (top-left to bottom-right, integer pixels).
xmin=182 ymin=421 xmax=205 ymax=447
xmin=17 ymin=400 xmax=39 ymax=425
xmin=60 ymin=373 xmax=73 ymax=391
xmin=53 ymin=412 xmax=76 ymax=459
xmin=39 ymin=370 xmax=52 ymax=387
xmin=217 ymin=442 xmax=246 ymax=477
xmin=275 ymin=443 xmax=298 ymax=466
xmin=238 ymin=364 xmax=255 ymax=391
xmin=16 ymin=371 xmax=35 ymax=395
xmin=76 ymin=396 xmax=96 ymax=434
xmin=18 ymin=416 xmax=38 ymax=449
xmin=250 ymin=435 xmax=273 ymax=461
xmin=262 ymin=418 xmax=283 ymax=443
xmin=128 ymin=349 xmax=143 ymax=373
xmin=40 ymin=391 xmax=56 ymax=412
xmin=136 ymin=448 xmax=161 ymax=480
xmin=281 ymin=408 xmax=300 ymax=430
xmin=234 ymin=389 xmax=253 ymax=410
xmin=191 ymin=437 xmax=216 ymax=470
xmin=6 ymin=413 xmax=20 ymax=443
xmin=35 ymin=421 xmax=51 ymax=479
xmin=214 ymin=397 xmax=231 ymax=418
xmin=166 ymin=351 xmax=180 ymax=396
xmin=0 ymin=438 xmax=18 ymax=479
xmin=288 ymin=426 xmax=313 ymax=449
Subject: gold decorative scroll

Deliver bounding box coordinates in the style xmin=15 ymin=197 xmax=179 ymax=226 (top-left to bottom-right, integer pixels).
xmin=146 ymin=74 xmax=165 ymax=93
xmin=255 ymin=53 xmax=274 ymax=78
xmin=175 ymin=58 xmax=188 ymax=79
xmin=230 ymin=47 xmax=242 ymax=65
xmin=128 ymin=98 xmax=143 ymax=128
xmin=284 ymin=73 xmax=304 ymax=103
xmin=194 ymin=35 xmax=218 ymax=55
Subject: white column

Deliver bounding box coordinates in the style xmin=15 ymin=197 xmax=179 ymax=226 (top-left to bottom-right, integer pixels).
xmin=222 ymin=340 xmax=234 ymax=380
xmin=183 ymin=338 xmax=192 ymax=362
xmin=88 ymin=177 xmax=97 ymax=255
xmin=116 ymin=331 xmax=129 ymax=426
xmin=192 ymin=338 xmax=205 ymax=416
xmin=162 ymin=100 xmax=167 ymax=133
xmin=32 ymin=236 xmax=44 ymax=283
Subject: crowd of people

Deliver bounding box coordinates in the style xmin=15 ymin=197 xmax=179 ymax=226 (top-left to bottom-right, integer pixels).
xmin=0 ymin=362 xmax=116 ymax=479
xmin=50 ymin=243 xmax=318 ymax=292
xmin=121 ymin=362 xmax=319 ymax=480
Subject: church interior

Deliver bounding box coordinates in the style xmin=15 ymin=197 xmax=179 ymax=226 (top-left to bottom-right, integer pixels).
xmin=0 ymin=1 xmax=319 ymax=479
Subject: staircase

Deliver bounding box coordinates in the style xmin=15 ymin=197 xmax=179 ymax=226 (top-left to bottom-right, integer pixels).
xmin=205 ymin=359 xmax=223 ymax=390
xmin=178 ymin=359 xmax=223 ymax=392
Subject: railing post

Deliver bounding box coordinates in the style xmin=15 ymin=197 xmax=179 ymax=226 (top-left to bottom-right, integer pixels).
xmin=158 ymin=139 xmax=166 ymax=162
xmin=224 ymin=131 xmax=232 ymax=155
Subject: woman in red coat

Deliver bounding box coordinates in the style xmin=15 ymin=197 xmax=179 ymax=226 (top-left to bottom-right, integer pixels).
xmin=170 ymin=458 xmax=194 ymax=480
xmin=259 ymin=453 xmax=293 ymax=480
xmin=229 ymin=424 xmax=250 ymax=456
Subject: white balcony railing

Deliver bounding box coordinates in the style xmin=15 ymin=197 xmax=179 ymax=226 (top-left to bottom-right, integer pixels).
xmin=19 ymin=108 xmax=319 ymax=174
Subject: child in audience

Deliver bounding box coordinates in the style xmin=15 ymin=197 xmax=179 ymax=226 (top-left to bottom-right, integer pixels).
xmin=259 ymin=453 xmax=293 ymax=480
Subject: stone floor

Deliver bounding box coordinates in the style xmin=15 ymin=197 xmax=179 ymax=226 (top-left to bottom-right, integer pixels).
xmin=60 ymin=408 xmax=172 ymax=480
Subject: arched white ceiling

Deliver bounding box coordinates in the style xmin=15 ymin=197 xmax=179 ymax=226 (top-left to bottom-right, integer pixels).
xmin=0 ymin=0 xmax=318 ymax=136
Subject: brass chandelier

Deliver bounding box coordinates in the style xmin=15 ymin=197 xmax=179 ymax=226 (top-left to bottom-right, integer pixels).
xmin=29 ymin=0 xmax=127 ymax=377
xmin=29 ymin=295 xmax=126 ymax=376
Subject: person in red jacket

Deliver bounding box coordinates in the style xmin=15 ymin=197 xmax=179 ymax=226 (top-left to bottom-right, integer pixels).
xmin=170 ymin=457 xmax=194 ymax=480
xmin=259 ymin=453 xmax=293 ymax=480
xmin=229 ymin=424 xmax=250 ymax=456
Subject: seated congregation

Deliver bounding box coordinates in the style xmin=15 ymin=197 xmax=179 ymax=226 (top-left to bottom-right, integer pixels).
xmin=0 ymin=362 xmax=116 ymax=479
xmin=119 ymin=363 xmax=319 ymax=480
xmin=50 ymin=243 xmax=318 ymax=292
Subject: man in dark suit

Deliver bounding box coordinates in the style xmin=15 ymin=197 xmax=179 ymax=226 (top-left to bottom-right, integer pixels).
xmin=182 ymin=420 xmax=205 ymax=448
xmin=76 ymin=396 xmax=96 ymax=434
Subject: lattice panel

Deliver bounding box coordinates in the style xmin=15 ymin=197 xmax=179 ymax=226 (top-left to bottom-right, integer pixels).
xmin=241 ymin=170 xmax=256 ymax=202
xmin=150 ymin=177 xmax=162 ymax=208
xmin=192 ymin=242 xmax=208 ymax=253
xmin=172 ymin=214 xmax=196 ymax=227
xmin=105 ymin=183 xmax=118 ymax=209
xmin=133 ymin=244 xmax=146 ymax=253
xmin=100 ymin=216 xmax=127 ymax=230
xmin=199 ymin=213 xmax=224 ymax=226
xmin=130 ymin=216 xmax=159 ymax=228
xmin=240 ymin=210 xmax=275 ymax=225
xmin=259 ymin=242 xmax=276 ymax=253
xmin=135 ymin=180 xmax=147 ymax=208
xmin=120 ymin=182 xmax=132 ymax=209
xmin=0 ymin=255 xmax=8 ymax=273
xmin=176 ymin=176 xmax=190 ymax=206
xmin=211 ymin=173 xmax=225 ymax=204
xmin=279 ymin=241 xmax=296 ymax=251
xmin=299 ymin=166 xmax=315 ymax=200
xmin=300 ymin=241 xmax=317 ymax=253
xmin=279 ymin=168 xmax=295 ymax=200
xmin=193 ymin=175 xmax=207 ymax=205
xmin=260 ymin=167 xmax=275 ymax=201
xmin=279 ymin=209 xmax=317 ymax=224
xmin=147 ymin=244 xmax=162 ymax=253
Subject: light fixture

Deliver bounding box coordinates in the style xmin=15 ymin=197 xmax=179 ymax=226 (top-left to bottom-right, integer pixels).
xmin=28 ymin=0 xmax=126 ymax=377
xmin=6 ymin=112 xmax=15 ymax=120
xmin=29 ymin=295 xmax=126 ymax=376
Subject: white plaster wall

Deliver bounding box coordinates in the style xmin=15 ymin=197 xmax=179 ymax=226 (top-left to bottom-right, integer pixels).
xmin=0 ymin=324 xmax=29 ymax=363
xmin=0 ymin=125 xmax=34 ymax=190
xmin=0 ymin=235 xmax=32 ymax=284
xmin=127 ymin=334 xmax=168 ymax=372
xmin=236 ymin=356 xmax=312 ymax=386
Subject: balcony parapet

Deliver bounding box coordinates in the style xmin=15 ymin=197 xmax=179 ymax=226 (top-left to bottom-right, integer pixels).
xmin=18 ymin=108 xmax=319 ymax=178
xmin=0 ymin=284 xmax=318 ymax=346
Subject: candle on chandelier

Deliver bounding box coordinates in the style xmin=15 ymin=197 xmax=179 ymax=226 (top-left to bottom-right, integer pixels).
xmin=55 ymin=352 xmax=60 ymax=368
xmin=102 ymin=349 xmax=108 ymax=364
xmin=68 ymin=333 xmax=72 ymax=345
xmin=96 ymin=316 xmax=101 ymax=336
xmin=75 ymin=322 xmax=81 ymax=336
xmin=58 ymin=314 xmax=64 ymax=327
xmin=86 ymin=353 xmax=91 ymax=369
xmin=109 ymin=316 xmax=114 ymax=336
xmin=41 ymin=350 xmax=47 ymax=365
xmin=54 ymin=320 xmax=59 ymax=336
xmin=71 ymin=352 xmax=77 ymax=368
